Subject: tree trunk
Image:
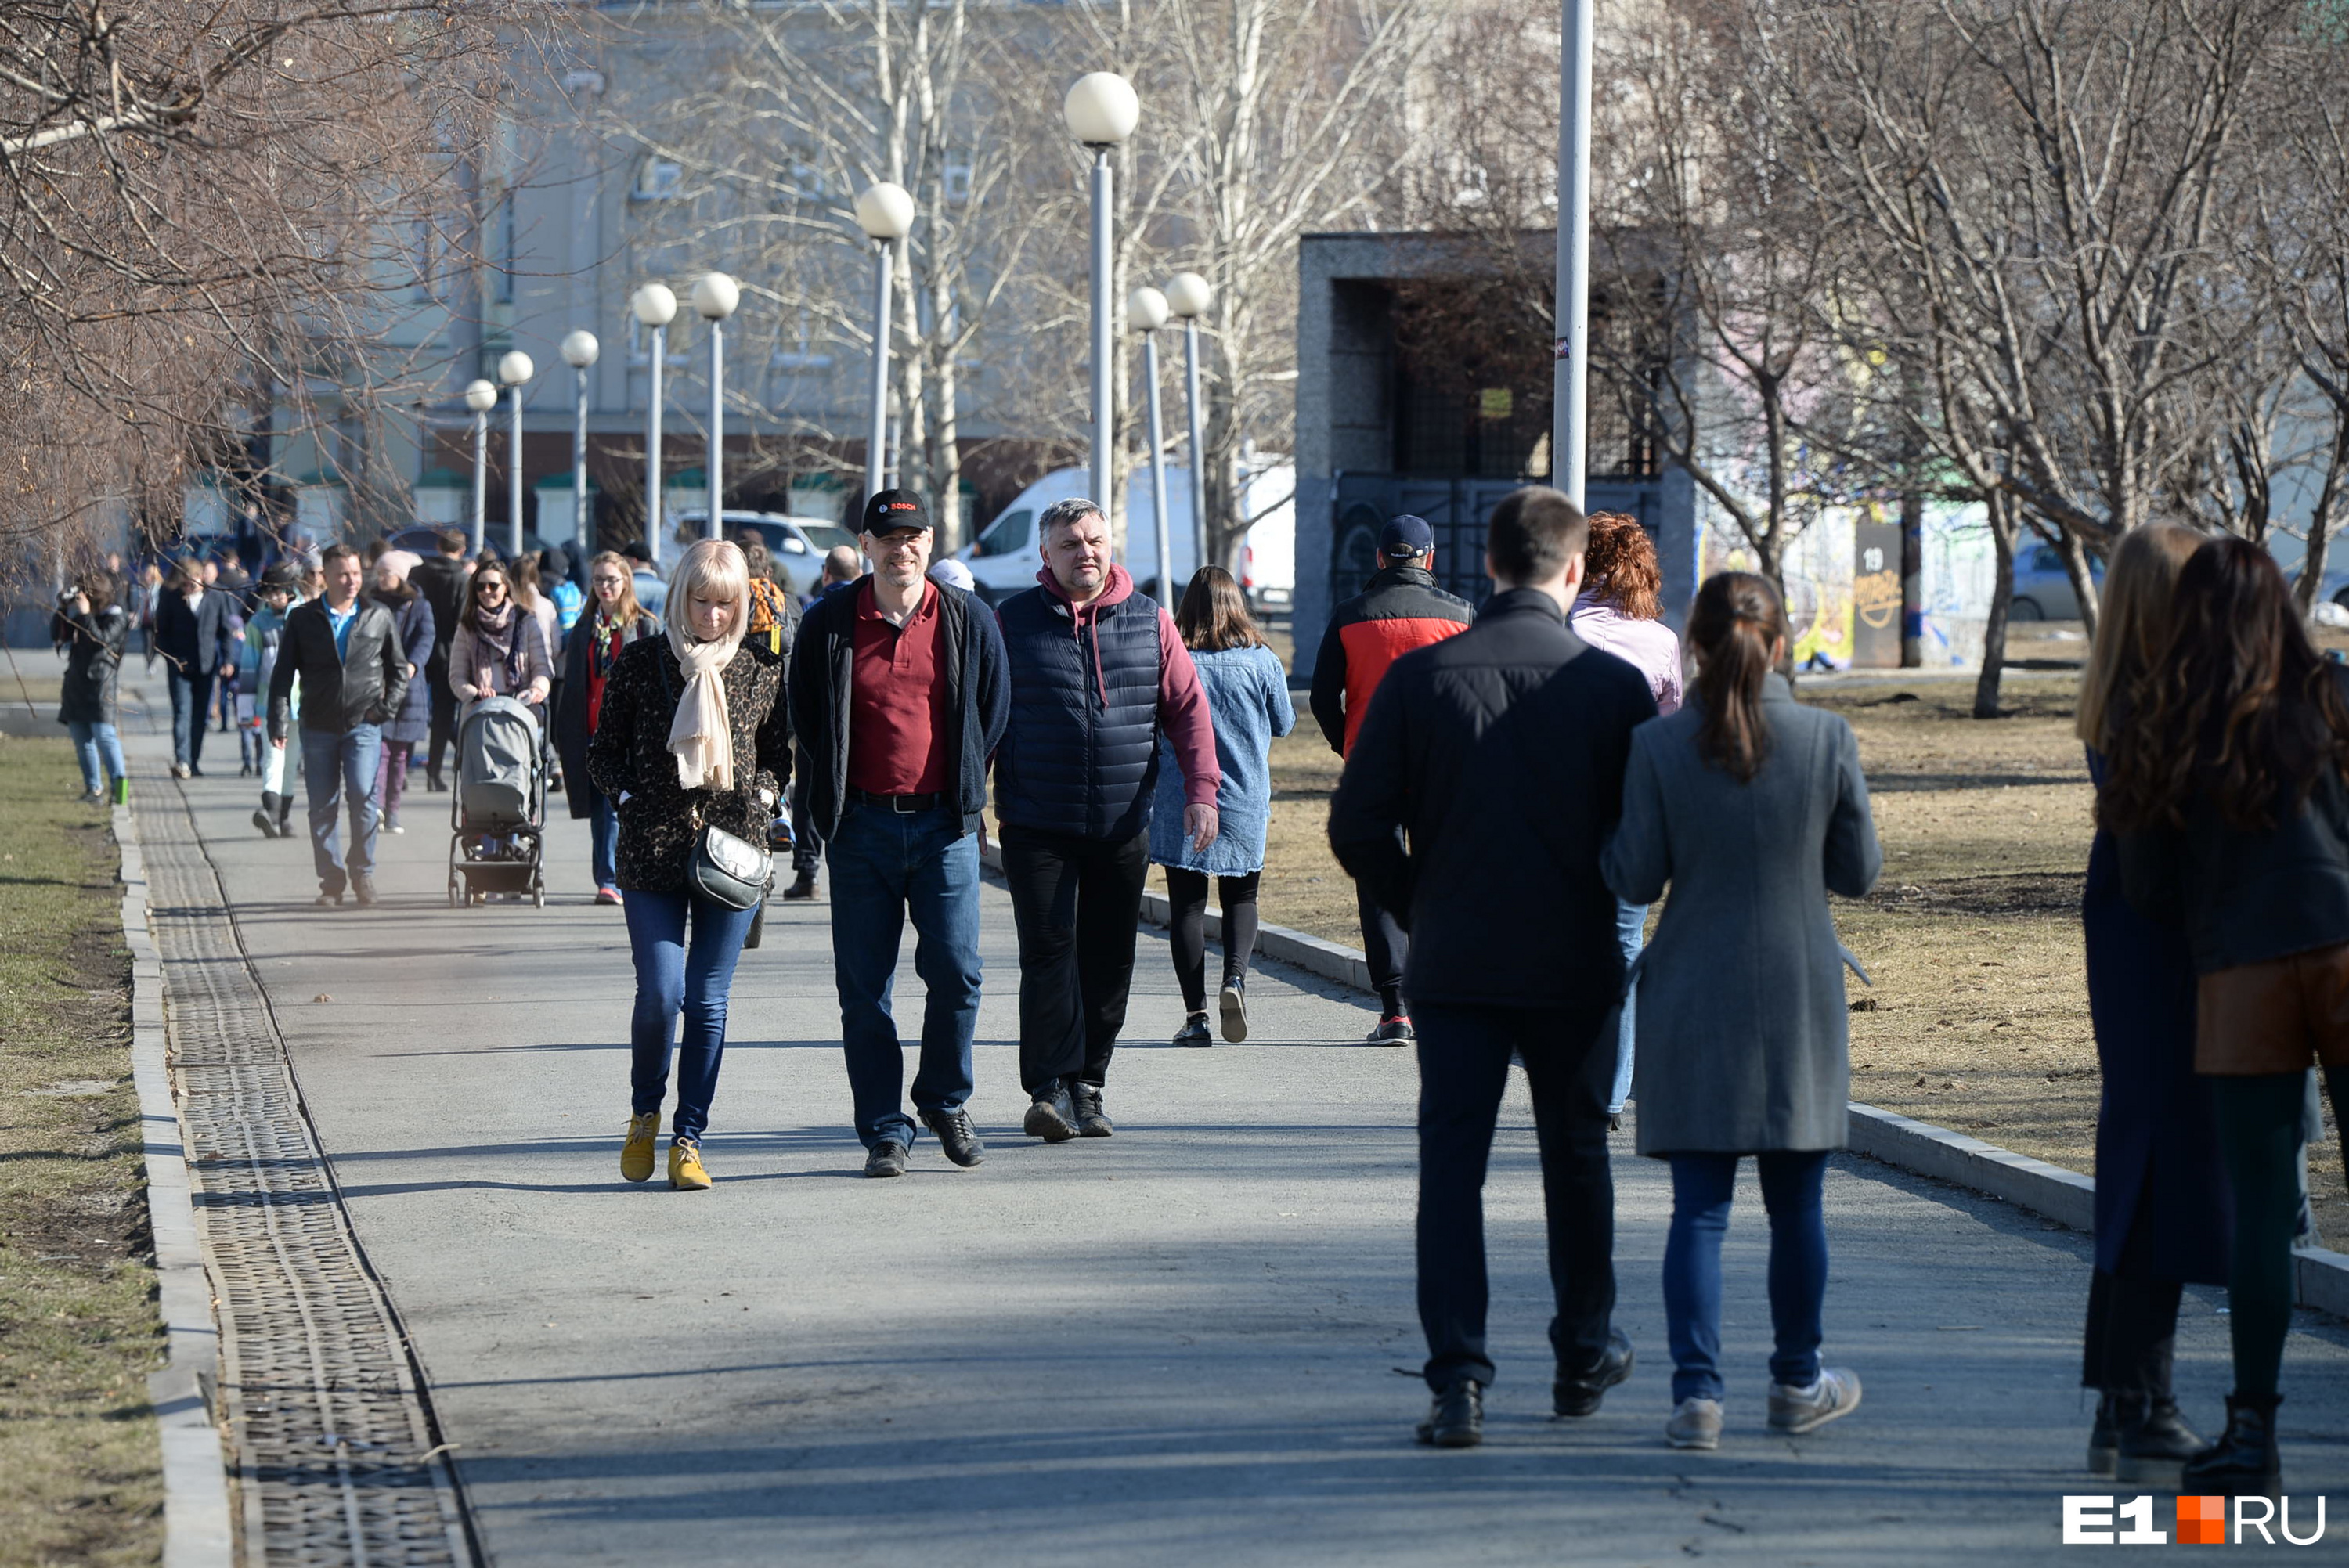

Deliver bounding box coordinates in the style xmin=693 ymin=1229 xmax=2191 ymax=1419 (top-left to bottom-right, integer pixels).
xmin=1974 ymin=492 xmax=2018 ymax=719
xmin=2055 ymin=525 xmax=2102 ymax=640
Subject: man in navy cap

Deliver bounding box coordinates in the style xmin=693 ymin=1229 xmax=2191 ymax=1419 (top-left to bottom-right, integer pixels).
xmin=1309 ymin=514 xmax=1474 ymax=1043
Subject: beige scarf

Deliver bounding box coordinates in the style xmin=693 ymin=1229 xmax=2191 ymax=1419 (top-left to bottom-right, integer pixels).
xmin=665 ymin=613 xmax=746 ymax=791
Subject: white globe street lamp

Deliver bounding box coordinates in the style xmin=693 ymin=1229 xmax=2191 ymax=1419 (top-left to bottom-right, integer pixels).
xmin=855 ymin=182 xmax=915 ymax=509
xmin=1165 ymin=272 xmax=1213 ymax=571
xmin=691 ymin=273 xmax=741 ymax=541
xmin=1130 ymin=287 xmax=1176 ymax=604
xmin=560 ymin=330 xmax=600 ymax=560
xmin=464 ymin=378 xmax=499 ymax=555
xmin=497 ymin=351 xmax=536 ymax=558
xmin=1064 ymin=73 xmax=1139 ymax=517
xmin=631 ymin=283 xmax=679 ymax=564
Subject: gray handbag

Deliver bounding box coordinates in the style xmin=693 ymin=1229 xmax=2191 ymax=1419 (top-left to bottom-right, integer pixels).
xmin=689 ymin=816 xmax=770 ymax=911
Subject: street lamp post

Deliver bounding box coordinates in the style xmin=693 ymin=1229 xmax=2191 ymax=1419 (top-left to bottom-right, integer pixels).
xmin=498 ymin=350 xmax=535 ymax=558
xmin=1554 ymin=0 xmax=1594 ymax=507
xmin=1129 ymin=287 xmax=1176 ymax=604
xmin=631 ymin=283 xmax=678 ymax=566
xmin=854 ymin=182 xmax=916 ymax=506
xmin=1063 ymin=73 xmax=1140 ymax=517
xmin=561 ymin=330 xmax=599 ymax=561
xmin=1164 ymin=271 xmax=1211 ymax=571
xmin=464 ymin=379 xmax=499 ymax=555
xmin=692 ymin=272 xmax=740 ymax=541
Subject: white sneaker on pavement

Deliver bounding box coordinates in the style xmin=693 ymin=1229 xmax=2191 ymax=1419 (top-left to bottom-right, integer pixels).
xmin=1665 ymin=1397 xmax=1723 ymax=1450
xmin=1768 ymin=1368 xmax=1862 ymax=1435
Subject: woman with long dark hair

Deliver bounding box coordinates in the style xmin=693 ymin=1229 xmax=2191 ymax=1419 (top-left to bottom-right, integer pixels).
xmin=1149 ymin=566 xmax=1295 ymax=1044
xmin=1603 ymin=571 xmax=1881 ymax=1452
xmin=557 ymin=551 xmax=661 ymax=905
xmin=2105 ymin=535 xmax=2349 ymax=1496
xmin=2071 ymin=522 xmax=2221 ymax=1486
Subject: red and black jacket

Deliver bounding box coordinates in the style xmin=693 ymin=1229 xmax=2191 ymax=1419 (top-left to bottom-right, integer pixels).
xmin=1309 ymin=565 xmax=1475 ymax=756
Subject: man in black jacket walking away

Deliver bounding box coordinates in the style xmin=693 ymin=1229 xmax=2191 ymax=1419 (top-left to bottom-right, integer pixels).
xmin=789 ymin=491 xmax=1011 ymax=1177
xmin=1329 ymin=486 xmax=1658 ymax=1449
xmin=269 ymin=543 xmax=410 ymax=907
xmin=1309 ymin=515 xmax=1475 ymax=1043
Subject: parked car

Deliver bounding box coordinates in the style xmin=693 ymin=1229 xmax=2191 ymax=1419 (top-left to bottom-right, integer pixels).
xmin=2010 ymin=541 xmax=2104 ymax=620
xmin=958 ymin=463 xmax=1296 ymax=610
xmin=669 ymin=510 xmax=861 ymax=598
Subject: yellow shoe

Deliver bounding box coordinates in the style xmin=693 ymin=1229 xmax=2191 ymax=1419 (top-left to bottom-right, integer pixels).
xmin=620 ymin=1112 xmax=659 ymax=1183
xmin=668 ymin=1140 xmax=711 ymax=1191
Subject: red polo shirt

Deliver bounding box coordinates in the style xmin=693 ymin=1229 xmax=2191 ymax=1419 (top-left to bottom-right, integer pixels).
xmin=847 ymin=578 xmax=951 ymax=795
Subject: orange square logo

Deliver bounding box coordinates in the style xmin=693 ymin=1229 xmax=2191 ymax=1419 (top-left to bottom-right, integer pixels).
xmin=2177 ymin=1494 xmax=2228 ymax=1545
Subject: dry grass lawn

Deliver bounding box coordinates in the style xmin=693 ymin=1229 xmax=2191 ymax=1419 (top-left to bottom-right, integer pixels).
xmin=1250 ymin=643 xmax=2346 ymax=1243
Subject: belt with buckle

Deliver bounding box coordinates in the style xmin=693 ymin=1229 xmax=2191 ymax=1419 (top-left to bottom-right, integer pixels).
xmin=848 ymin=788 xmax=945 ymax=813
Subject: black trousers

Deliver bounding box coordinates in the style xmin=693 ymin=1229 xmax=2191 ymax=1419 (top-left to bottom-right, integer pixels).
xmin=1164 ymin=867 xmax=1262 ymax=1013
xmin=424 ymin=676 xmax=459 ymax=782
xmin=1416 ymin=1000 xmax=1617 ymax=1391
xmin=2081 ymin=1194 xmax=2178 ymax=1399
xmin=789 ymin=741 xmax=821 ymax=874
xmin=1357 ymin=873 xmax=1409 ymax=1015
xmin=998 ymin=823 xmax=1150 ymax=1093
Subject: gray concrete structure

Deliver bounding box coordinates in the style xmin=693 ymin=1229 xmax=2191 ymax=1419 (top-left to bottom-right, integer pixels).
xmin=118 ymin=675 xmax=2349 ymax=1563
xmin=1293 ymin=232 xmax=1698 ymax=681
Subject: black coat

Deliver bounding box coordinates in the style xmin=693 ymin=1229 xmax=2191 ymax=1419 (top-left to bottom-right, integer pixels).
xmin=411 ymin=553 xmax=470 ymax=677
xmin=788 ymin=579 xmax=1009 ymax=841
xmin=554 ymin=611 xmax=662 ymax=818
xmin=267 ymin=597 xmax=410 ymax=740
xmin=1328 ymin=588 xmax=1658 ymax=1011
xmin=367 ymin=586 xmax=436 ymax=746
xmin=56 ymin=604 xmax=128 ymax=725
xmin=153 ymin=587 xmax=232 ymax=676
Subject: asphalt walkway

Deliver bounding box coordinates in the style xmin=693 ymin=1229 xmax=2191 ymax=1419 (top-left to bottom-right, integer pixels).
xmin=124 ymin=683 xmax=2348 ymax=1564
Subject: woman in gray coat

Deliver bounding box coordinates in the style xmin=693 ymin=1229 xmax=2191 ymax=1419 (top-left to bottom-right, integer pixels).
xmin=1602 ymin=571 xmax=1882 ymax=1453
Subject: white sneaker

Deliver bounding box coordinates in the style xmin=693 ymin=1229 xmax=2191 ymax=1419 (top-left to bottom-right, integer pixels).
xmin=1768 ymin=1368 xmax=1861 ymax=1434
xmin=1665 ymin=1397 xmax=1723 ymax=1450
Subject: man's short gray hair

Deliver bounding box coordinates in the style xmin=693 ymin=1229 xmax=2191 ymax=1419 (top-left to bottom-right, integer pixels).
xmin=1041 ymin=496 xmax=1106 ymax=539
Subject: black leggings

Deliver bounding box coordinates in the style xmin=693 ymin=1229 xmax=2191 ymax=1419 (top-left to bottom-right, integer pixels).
xmin=1164 ymin=867 xmax=1261 ymax=1014
xmin=2211 ymin=1066 xmax=2347 ymax=1400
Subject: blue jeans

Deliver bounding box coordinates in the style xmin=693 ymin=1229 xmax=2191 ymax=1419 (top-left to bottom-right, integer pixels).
xmin=1607 ymin=899 xmax=1647 ymax=1116
xmin=1662 ymin=1150 xmax=1831 ymax=1403
xmin=67 ymin=720 xmax=125 ymax=794
xmin=623 ymin=889 xmax=758 ymax=1142
xmin=167 ymin=668 xmax=214 ymax=771
xmin=588 ymin=785 xmax=619 ymax=891
xmin=299 ymin=724 xmax=382 ymax=894
xmin=826 ymin=802 xmax=982 ymax=1150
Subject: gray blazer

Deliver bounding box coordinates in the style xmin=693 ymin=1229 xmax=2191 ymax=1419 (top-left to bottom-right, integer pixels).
xmin=1603 ymin=675 xmax=1882 ymax=1155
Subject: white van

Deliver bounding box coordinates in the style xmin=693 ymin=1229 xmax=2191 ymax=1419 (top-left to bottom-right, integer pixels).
xmin=960 ymin=464 xmax=1295 ymax=611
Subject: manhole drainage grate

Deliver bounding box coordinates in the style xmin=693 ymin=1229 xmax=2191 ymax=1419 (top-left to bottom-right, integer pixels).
xmin=139 ymin=780 xmax=475 ymax=1566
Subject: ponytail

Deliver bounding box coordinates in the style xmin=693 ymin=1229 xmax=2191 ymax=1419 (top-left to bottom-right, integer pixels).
xmin=1687 ymin=571 xmax=1787 ymax=784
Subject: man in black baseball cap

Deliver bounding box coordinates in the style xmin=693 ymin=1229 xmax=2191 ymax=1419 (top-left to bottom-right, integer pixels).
xmin=862 ymin=487 xmax=930 ymax=536
xmin=1308 ymin=512 xmax=1475 ymax=1043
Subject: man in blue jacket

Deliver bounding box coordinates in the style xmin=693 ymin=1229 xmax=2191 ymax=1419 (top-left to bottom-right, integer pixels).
xmin=788 ymin=491 xmax=1010 ymax=1177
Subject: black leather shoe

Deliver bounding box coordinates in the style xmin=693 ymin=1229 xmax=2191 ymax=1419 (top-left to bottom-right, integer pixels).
xmin=1416 ymin=1379 xmax=1484 ymax=1448
xmin=1173 ymin=1013 xmax=1213 ymax=1047
xmin=1023 ymin=1084 xmax=1078 ymax=1143
xmin=1218 ymin=978 xmax=1249 ymax=1043
xmin=1071 ymin=1083 xmax=1113 ymax=1137
xmin=863 ymin=1139 xmax=909 ymax=1177
xmin=2181 ymin=1393 xmax=2280 ymax=1496
xmin=351 ymin=874 xmax=377 ymax=908
xmin=2088 ymin=1392 xmax=2122 ymax=1478
xmin=781 ymin=868 xmax=818 ymax=901
xmin=921 ymin=1108 xmax=986 ymax=1167
xmin=2116 ymin=1395 xmax=2203 ymax=1487
xmin=1554 ymin=1329 xmax=1635 ymax=1418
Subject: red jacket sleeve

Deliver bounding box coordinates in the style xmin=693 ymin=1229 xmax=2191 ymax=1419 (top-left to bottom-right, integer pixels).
xmin=1156 ymin=607 xmax=1223 ymax=809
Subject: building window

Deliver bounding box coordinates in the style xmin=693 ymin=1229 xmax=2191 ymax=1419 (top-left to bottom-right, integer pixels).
xmin=633 ymin=157 xmax=684 ymax=201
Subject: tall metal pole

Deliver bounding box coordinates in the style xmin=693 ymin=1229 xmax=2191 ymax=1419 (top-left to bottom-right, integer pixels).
xmin=1182 ymin=317 xmax=1207 ymax=570
xmin=865 ymin=240 xmax=893 ymax=502
xmin=572 ymin=366 xmax=591 ymax=560
xmin=508 ymin=384 xmax=526 ymax=558
xmin=1142 ymin=329 xmax=1174 ymax=604
xmin=705 ymin=320 xmax=724 ymax=540
xmin=471 ymin=410 xmax=488 ymax=556
xmin=1088 ymin=148 xmax=1114 ymax=516
xmin=645 ymin=324 xmax=665 ymax=568
xmin=1553 ymin=0 xmax=1594 ymax=507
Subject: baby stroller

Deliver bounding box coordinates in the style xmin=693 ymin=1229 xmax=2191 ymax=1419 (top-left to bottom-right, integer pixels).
xmin=448 ymin=696 xmax=547 ymax=907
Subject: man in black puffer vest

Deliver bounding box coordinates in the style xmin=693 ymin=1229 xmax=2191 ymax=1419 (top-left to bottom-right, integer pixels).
xmin=994 ymin=496 xmax=1222 ymax=1141
xmin=1330 ymin=486 xmax=1658 ymax=1451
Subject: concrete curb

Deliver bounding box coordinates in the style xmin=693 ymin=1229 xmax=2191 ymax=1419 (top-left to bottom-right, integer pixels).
xmin=1113 ymin=874 xmax=2349 ymax=1319
xmin=117 ymin=799 xmax=236 ymax=1568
